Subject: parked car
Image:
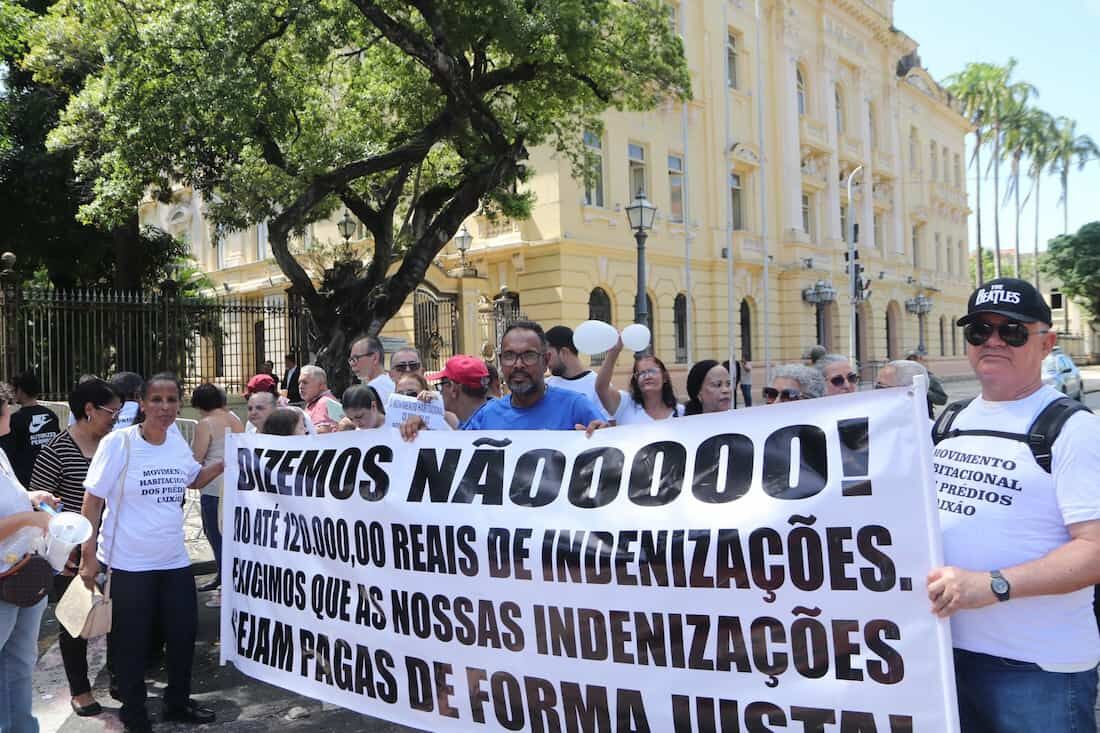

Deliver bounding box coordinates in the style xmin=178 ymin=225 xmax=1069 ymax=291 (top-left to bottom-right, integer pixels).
xmin=1042 ymin=350 xmax=1083 ymax=401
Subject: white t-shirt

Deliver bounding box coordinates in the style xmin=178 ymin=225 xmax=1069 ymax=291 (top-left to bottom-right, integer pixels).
xmin=547 ymin=372 xmax=610 ymax=419
xmin=84 ymin=425 xmax=201 ymax=572
xmin=612 ymin=391 xmax=685 ymax=425
xmin=369 ymin=374 xmax=395 ymax=404
xmin=934 ymin=385 xmax=1100 ymax=670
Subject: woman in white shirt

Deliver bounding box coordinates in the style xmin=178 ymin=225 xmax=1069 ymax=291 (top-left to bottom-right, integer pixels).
xmin=79 ymin=373 xmax=223 ymax=733
xmin=595 ymin=338 xmax=683 ymax=425
xmin=0 ymin=385 xmax=61 ymax=732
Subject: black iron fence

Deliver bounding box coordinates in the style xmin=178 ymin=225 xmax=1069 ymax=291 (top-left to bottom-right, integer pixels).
xmin=0 ymin=278 xmax=311 ymax=400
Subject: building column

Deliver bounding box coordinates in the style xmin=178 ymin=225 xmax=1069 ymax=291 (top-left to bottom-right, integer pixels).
xmin=780 ymin=53 xmax=804 ymax=234
xmin=857 ymin=74 xmax=875 ymax=252
xmin=822 ymin=58 xmax=841 ymax=242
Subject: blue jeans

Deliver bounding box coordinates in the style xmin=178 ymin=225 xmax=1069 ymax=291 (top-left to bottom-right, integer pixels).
xmin=200 ymin=494 xmax=221 ymax=581
xmin=0 ymin=597 xmax=46 ymax=733
xmin=954 ymin=648 xmax=1097 ymax=732
xmin=740 ymin=384 xmax=752 ymax=407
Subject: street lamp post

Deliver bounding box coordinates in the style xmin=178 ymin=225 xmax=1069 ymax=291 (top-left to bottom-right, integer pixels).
xmin=454 ymin=225 xmax=473 ymax=273
xmin=802 ymin=280 xmax=838 ymax=346
xmin=625 ymin=191 xmax=657 ymax=328
xmin=905 ymin=293 xmax=933 ymax=355
xmin=845 ymin=165 xmax=864 ymax=369
xmin=337 ymin=210 xmax=356 ymax=259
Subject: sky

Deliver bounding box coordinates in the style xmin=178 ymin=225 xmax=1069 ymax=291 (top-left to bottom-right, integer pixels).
xmin=893 ymin=0 xmax=1099 ymax=260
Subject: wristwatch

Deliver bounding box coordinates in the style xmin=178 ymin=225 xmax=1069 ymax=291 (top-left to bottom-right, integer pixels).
xmin=990 ymin=570 xmax=1011 ymax=602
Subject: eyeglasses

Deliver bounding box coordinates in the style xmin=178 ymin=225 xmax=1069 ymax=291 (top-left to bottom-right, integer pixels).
xmin=348 ymin=351 xmax=376 ymax=365
xmin=500 ymin=350 xmax=543 ymax=366
xmin=392 ymin=361 xmax=421 ymax=373
xmin=396 ymin=389 xmax=420 ymax=397
xmin=634 ymin=368 xmax=660 ymax=380
xmin=96 ymin=405 xmax=120 ymax=419
xmin=437 ymin=378 xmax=452 ymax=388
xmin=964 ymin=320 xmax=1049 ymax=348
xmin=763 ymin=387 xmax=803 ymax=404
xmin=829 ymin=372 xmax=859 ymax=388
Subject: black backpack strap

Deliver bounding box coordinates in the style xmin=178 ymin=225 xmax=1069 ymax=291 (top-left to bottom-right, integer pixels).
xmin=1027 ymin=397 xmax=1092 ymax=473
xmin=931 ymin=398 xmax=974 ymax=445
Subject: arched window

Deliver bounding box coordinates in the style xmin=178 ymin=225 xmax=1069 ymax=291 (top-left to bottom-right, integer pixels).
xmin=740 ymin=299 xmax=753 ymax=361
xmin=952 ymin=317 xmax=958 ymax=355
xmin=885 ymin=302 xmax=900 ymax=360
xmin=588 ymin=288 xmax=613 ymax=365
xmin=939 ymin=315 xmax=946 ymax=356
xmin=674 ymin=294 xmax=688 ymax=364
xmin=796 ymin=67 xmax=807 ymax=116
xmin=930 ymin=140 xmax=938 ymax=181
xmin=834 ymin=84 xmax=844 ymax=134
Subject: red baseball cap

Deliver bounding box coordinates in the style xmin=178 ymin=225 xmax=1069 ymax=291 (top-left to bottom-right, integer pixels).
xmin=427 ymin=356 xmax=489 ymax=389
xmin=244 ymin=373 xmax=277 ymax=396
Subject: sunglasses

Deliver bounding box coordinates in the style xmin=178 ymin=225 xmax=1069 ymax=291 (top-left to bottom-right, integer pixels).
xmin=96 ymin=405 xmax=121 ymax=420
xmin=392 ymin=361 xmax=421 ymax=373
xmin=829 ymin=372 xmax=859 ymax=388
xmin=763 ymin=387 xmax=803 ymax=404
xmin=964 ymin=320 xmax=1049 ymax=348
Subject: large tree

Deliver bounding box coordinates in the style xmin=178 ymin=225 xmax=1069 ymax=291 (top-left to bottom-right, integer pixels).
xmin=26 ymin=0 xmax=689 ymax=389
xmin=1049 ymin=117 xmax=1099 ymax=235
xmin=1042 ymin=221 xmax=1100 ymax=321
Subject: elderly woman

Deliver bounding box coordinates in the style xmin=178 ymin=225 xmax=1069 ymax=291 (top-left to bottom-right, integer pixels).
xmin=764 ymin=364 xmax=826 ymax=404
xmin=876 ymin=359 xmax=934 ymax=417
xmin=684 ymin=360 xmax=733 ymax=416
xmin=816 ymin=354 xmax=860 ymax=396
xmin=80 ymin=373 xmax=223 ymax=733
xmin=0 ymin=383 xmax=61 ymax=731
xmin=29 ymin=378 xmax=121 ymax=717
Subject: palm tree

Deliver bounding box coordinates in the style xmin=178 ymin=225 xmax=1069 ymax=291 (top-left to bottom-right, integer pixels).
xmin=1021 ymin=110 xmax=1058 ymax=289
xmin=945 ymin=63 xmax=998 ymax=286
xmin=1049 ymin=117 xmax=1100 ymax=234
xmin=1002 ymin=104 xmax=1046 ymax=277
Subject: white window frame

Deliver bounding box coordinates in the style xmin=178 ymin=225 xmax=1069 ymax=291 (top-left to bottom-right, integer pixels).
xmin=668 ymin=154 xmax=684 ymax=223
xmin=834 ymin=84 xmax=845 ymax=135
xmin=628 ymin=143 xmax=648 ymax=198
xmin=801 ymin=192 xmax=814 ymax=238
xmin=583 ymin=130 xmax=605 ymax=207
xmin=796 ymin=67 xmax=806 ymax=116
xmin=730 ymin=173 xmax=745 ymax=231
xmin=726 ymin=33 xmax=739 ymax=89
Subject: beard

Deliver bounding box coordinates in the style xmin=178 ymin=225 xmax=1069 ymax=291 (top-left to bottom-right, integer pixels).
xmin=508 ymin=378 xmax=538 ymax=396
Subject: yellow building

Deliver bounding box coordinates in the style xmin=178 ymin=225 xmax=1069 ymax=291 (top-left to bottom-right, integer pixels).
xmin=141 ymin=0 xmax=972 ymax=388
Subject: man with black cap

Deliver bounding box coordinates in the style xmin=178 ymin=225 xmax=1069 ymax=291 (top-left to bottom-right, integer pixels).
xmin=926 ymin=278 xmax=1100 ymax=731
xmin=546 ymin=325 xmax=610 ymax=419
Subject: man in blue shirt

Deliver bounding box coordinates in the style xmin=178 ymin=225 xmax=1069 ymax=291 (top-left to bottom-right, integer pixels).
xmin=402 ymin=321 xmax=607 ymax=436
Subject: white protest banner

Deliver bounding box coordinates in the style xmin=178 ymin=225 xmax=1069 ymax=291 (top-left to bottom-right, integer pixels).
xmin=385 ymin=392 xmax=453 ymax=431
xmin=221 ymin=386 xmax=959 ymax=732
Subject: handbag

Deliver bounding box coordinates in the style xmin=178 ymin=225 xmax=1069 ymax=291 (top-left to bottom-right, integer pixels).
xmin=56 ymin=433 xmax=130 ymax=639
xmin=0 ymin=554 xmax=53 ymax=607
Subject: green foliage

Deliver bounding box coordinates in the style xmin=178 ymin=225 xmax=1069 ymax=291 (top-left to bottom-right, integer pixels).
xmin=1042 ymin=222 xmax=1100 ymax=319
xmin=969 ymin=248 xmax=1038 ymax=284
xmin=25 ymin=0 xmax=690 ymax=389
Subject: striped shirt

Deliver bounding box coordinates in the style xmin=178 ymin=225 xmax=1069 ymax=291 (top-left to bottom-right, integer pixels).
xmin=29 ymin=431 xmax=91 ymax=513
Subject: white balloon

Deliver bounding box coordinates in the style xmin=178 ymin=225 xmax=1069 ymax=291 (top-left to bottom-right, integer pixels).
xmin=621 ymin=323 xmax=651 ymax=352
xmin=573 ymin=320 xmax=619 ymax=355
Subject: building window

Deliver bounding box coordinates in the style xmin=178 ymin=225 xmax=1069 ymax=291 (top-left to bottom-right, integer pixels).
xmin=628 ymin=143 xmax=647 ymax=198
xmin=942 ymin=146 xmax=950 ymax=183
xmin=930 ymin=140 xmax=938 ymax=181
xmin=834 ymin=84 xmax=844 ymax=134
xmin=726 ymin=33 xmax=739 ymax=89
xmin=256 ymin=219 xmax=269 ymax=261
xmin=583 ymin=130 xmax=604 ymax=207
xmin=954 ymin=153 xmax=962 ymax=188
xmin=840 ymin=204 xmax=850 ymax=244
xmin=939 ymin=316 xmax=946 ymax=356
xmin=1050 ymin=289 xmax=1064 ymax=309
xmin=934 ymin=233 xmax=942 ymax=271
xmin=910 ymin=127 xmax=919 ymax=173
xmin=801 ymin=193 xmax=814 ymax=238
xmin=796 ymin=67 xmax=806 ymax=116
xmin=945 ymin=238 xmax=953 ymax=274
xmin=873 ymin=213 xmax=882 ymax=250
xmin=588 ymin=287 xmax=613 ymax=366
xmin=730 ymin=173 xmax=744 ymax=231
xmin=674 ymin=293 xmax=688 ymax=363
xmin=951 ymin=319 xmax=958 ymax=355
xmin=911 ymin=225 xmax=920 ymax=268
xmin=668 ymin=154 xmax=684 ymax=223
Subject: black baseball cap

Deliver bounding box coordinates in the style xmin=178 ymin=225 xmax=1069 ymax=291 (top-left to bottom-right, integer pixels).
xmin=956 ymin=278 xmax=1052 ymax=327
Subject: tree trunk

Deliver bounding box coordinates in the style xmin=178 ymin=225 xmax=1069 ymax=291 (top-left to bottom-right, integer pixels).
xmin=992 ymin=126 xmax=1001 ymax=279
xmin=110 ymin=216 xmax=143 ymax=290
xmin=1063 ymin=168 xmax=1070 ymax=234
xmin=1013 ymin=157 xmax=1021 ymax=277
xmin=975 ymin=131 xmax=984 ymax=286
xmin=1034 ymin=176 xmax=1041 ymax=290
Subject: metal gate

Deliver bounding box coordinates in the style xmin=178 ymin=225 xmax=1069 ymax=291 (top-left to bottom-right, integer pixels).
xmin=413 ymin=287 xmax=459 ymax=372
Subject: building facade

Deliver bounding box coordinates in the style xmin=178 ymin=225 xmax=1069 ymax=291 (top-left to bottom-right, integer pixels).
xmin=141 ymin=0 xmax=973 ymax=389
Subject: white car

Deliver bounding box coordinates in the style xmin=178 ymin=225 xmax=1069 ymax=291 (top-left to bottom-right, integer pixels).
xmin=1042 ymin=350 xmax=1084 ymax=401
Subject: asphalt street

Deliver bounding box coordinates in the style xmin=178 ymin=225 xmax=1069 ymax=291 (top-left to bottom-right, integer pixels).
xmin=29 ymin=366 xmax=1100 ymax=732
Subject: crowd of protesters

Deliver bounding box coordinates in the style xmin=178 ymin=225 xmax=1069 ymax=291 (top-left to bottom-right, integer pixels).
xmin=0 ymin=276 xmax=1096 ymax=733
